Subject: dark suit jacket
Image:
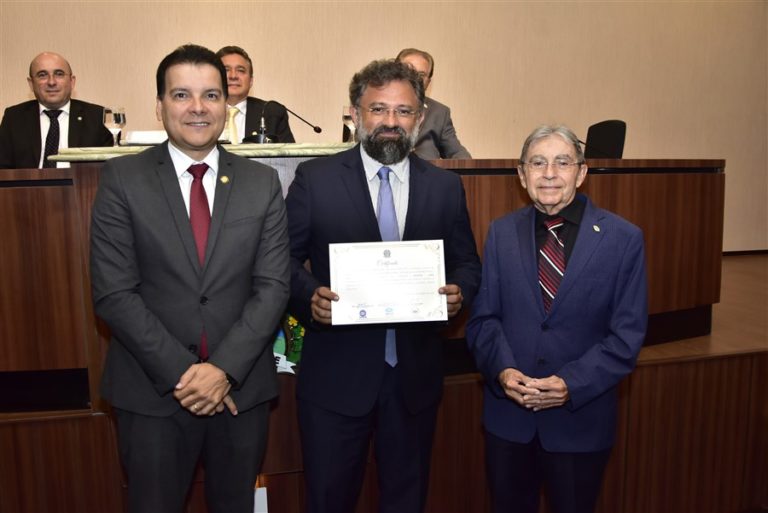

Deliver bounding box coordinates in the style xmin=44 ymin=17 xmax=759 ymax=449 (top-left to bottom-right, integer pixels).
xmin=413 ymin=97 xmax=471 ymax=160
xmin=466 ymin=194 xmax=647 ymax=452
xmin=242 ymin=96 xmax=295 ymax=143
xmin=90 ymin=143 xmax=290 ymax=416
xmin=285 ymin=145 xmax=481 ymax=416
xmin=0 ymin=99 xmax=113 ymax=168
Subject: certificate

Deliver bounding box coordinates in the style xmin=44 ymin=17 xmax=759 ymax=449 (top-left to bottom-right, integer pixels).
xmin=329 ymin=240 xmax=447 ymax=325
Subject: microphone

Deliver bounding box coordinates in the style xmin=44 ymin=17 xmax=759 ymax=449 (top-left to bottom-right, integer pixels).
xmin=285 ymin=106 xmax=322 ymax=134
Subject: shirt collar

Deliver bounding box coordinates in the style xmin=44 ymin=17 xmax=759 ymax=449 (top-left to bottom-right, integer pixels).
xmin=229 ymin=98 xmax=247 ymax=113
xmin=536 ymin=194 xmax=586 ymax=227
xmin=168 ymin=142 xmax=219 ymax=179
xmin=359 ymin=144 xmax=409 ymax=185
xmin=39 ymin=100 xmax=70 ymax=115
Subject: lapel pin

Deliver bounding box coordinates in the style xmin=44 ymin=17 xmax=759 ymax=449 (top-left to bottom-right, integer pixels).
xmin=593 ymin=225 xmax=600 ymax=232
xmin=220 ymin=176 xmax=229 ymax=184
xmin=77 ymin=116 xmax=83 ymax=121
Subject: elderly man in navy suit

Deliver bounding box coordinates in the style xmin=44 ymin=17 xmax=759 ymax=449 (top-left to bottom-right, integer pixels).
xmin=467 ymin=125 xmax=648 ymax=513
xmin=286 ymin=59 xmax=481 ymax=513
xmin=90 ymin=44 xmax=289 ymax=513
xmin=0 ymin=52 xmax=113 ymax=169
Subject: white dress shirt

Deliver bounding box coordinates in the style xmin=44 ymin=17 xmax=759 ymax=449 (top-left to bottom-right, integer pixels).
xmin=37 ymin=100 xmax=71 ymax=168
xmin=168 ymin=142 xmax=219 ymax=217
xmin=360 ymin=145 xmax=409 ymax=240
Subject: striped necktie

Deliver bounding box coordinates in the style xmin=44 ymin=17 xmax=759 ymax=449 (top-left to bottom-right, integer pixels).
xmin=43 ymin=110 xmax=62 ymax=168
xmin=538 ymin=217 xmax=565 ymax=313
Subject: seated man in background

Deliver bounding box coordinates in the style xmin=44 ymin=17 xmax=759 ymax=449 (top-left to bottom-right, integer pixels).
xmin=215 ymin=45 xmax=295 ymax=143
xmin=396 ymin=47 xmax=471 ymax=160
xmin=0 ymin=51 xmax=113 ymax=169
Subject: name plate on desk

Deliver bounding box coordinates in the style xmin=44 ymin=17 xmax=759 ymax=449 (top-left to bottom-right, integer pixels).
xmin=330 ymin=240 xmax=447 ymax=325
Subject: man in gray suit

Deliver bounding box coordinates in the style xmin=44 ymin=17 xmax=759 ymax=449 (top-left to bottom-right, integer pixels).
xmin=396 ymin=48 xmax=472 ymax=160
xmin=90 ymin=44 xmax=290 ymax=513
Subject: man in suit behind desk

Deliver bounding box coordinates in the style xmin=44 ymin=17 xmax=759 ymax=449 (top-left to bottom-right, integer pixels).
xmin=90 ymin=44 xmax=290 ymax=513
xmin=0 ymin=51 xmax=113 ymax=169
xmin=286 ymin=59 xmax=481 ymax=513
xmin=215 ymin=45 xmax=295 ymax=144
xmin=397 ymin=47 xmax=472 ymax=160
xmin=466 ymin=125 xmax=648 ymax=513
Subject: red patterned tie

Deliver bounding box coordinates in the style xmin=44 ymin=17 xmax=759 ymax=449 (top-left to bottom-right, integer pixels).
xmin=538 ymin=217 xmax=565 ymax=313
xmin=188 ymin=163 xmax=210 ymax=359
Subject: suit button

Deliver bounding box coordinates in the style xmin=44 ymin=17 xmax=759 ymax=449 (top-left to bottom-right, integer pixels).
xmin=541 ymin=323 xmax=549 ymax=331
xmin=188 ymin=344 xmax=198 ymax=353
xmin=537 ymin=358 xmax=547 ymax=365
xmin=200 ymin=296 xmax=208 ymax=305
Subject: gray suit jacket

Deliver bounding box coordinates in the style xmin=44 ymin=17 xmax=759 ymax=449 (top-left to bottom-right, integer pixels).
xmin=90 ymin=143 xmax=290 ymax=416
xmin=413 ymin=97 xmax=471 ymax=160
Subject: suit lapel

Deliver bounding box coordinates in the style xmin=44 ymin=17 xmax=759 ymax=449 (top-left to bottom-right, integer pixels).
xmin=68 ymin=100 xmax=84 ymax=148
xmin=25 ymin=102 xmax=43 ymax=165
xmin=516 ymin=206 xmax=545 ymax=314
xmin=550 ymin=198 xmax=605 ymax=313
xmin=154 ymin=143 xmax=203 ymax=274
xmin=204 ymin=147 xmax=234 ymax=268
xmin=402 ymin=156 xmax=426 ymax=240
xmin=340 ymin=146 xmax=381 ymax=239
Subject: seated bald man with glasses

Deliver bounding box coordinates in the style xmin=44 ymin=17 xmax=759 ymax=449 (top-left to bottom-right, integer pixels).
xmin=0 ymin=52 xmax=113 ymax=169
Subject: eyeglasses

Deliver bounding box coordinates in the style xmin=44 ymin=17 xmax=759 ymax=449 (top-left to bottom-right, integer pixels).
xmin=32 ymin=70 xmax=70 ymax=82
xmin=363 ymin=106 xmax=419 ymax=118
xmin=522 ymin=158 xmax=583 ymax=172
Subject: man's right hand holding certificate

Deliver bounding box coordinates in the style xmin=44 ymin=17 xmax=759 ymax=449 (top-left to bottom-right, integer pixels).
xmin=310 ymin=283 xmax=465 ymax=325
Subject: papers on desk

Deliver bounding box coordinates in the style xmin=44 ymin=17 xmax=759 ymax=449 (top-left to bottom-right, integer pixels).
xmin=121 ymin=130 xmax=168 ymax=145
xmin=329 ymin=240 xmax=447 ymax=325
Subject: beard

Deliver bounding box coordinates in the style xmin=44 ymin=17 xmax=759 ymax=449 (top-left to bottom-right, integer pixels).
xmin=357 ymin=123 xmax=419 ymax=165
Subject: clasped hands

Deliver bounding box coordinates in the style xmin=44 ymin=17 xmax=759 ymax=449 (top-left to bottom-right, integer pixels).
xmin=310 ymin=284 xmax=464 ymax=324
xmin=498 ymin=368 xmax=569 ymax=411
xmin=173 ymin=362 xmax=238 ymax=417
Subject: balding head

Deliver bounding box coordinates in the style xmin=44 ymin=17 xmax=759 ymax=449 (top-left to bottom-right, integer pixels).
xmin=27 ymin=52 xmax=76 ymax=109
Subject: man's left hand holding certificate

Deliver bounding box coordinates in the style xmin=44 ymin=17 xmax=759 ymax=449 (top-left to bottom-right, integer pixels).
xmin=327 ymin=240 xmax=449 ymax=325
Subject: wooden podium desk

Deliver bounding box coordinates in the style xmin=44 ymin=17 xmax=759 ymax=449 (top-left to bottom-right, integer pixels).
xmin=3 ymin=154 xmax=758 ymax=513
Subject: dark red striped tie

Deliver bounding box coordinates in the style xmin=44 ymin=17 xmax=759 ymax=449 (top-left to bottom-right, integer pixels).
xmin=538 ymin=217 xmax=565 ymax=313
xmin=188 ymin=163 xmax=210 ymax=359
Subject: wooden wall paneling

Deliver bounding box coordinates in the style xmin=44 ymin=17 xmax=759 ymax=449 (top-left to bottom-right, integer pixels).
xmin=741 ymin=352 xmax=768 ymax=511
xmin=581 ymin=172 xmax=725 ymax=314
xmin=0 ymin=414 xmax=124 ymax=513
xmin=425 ymin=375 xmax=489 ymax=513
xmin=0 ymin=178 xmax=89 ymax=371
xmin=622 ymin=355 xmax=755 ymax=513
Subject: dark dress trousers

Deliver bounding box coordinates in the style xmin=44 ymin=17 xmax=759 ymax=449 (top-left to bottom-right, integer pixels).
xmin=285 ymin=145 xmax=481 ymax=512
xmin=90 ymin=143 xmax=290 ymax=512
xmin=0 ymin=99 xmax=113 ymax=168
xmin=242 ymin=96 xmax=295 ymax=143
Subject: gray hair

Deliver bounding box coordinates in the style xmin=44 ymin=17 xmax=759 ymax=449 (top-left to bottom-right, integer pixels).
xmin=519 ymin=125 xmax=585 ymax=163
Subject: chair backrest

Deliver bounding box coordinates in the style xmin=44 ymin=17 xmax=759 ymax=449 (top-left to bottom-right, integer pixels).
xmin=584 ymin=120 xmax=626 ymax=159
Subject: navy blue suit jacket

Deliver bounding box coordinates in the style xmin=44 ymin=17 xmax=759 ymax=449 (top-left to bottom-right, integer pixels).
xmin=467 ymin=194 xmax=647 ymax=452
xmin=285 ymin=145 xmax=481 ymax=416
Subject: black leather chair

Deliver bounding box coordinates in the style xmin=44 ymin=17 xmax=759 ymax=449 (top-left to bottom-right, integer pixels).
xmin=584 ymin=120 xmax=626 ymax=158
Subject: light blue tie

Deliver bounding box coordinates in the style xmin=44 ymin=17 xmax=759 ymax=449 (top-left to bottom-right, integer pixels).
xmin=377 ymin=167 xmax=398 ymax=367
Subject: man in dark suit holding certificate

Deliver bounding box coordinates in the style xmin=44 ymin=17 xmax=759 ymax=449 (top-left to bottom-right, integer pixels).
xmin=285 ymin=59 xmax=481 ymax=513
xmin=90 ymin=44 xmax=289 ymax=512
xmin=0 ymin=51 xmax=113 ymax=169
